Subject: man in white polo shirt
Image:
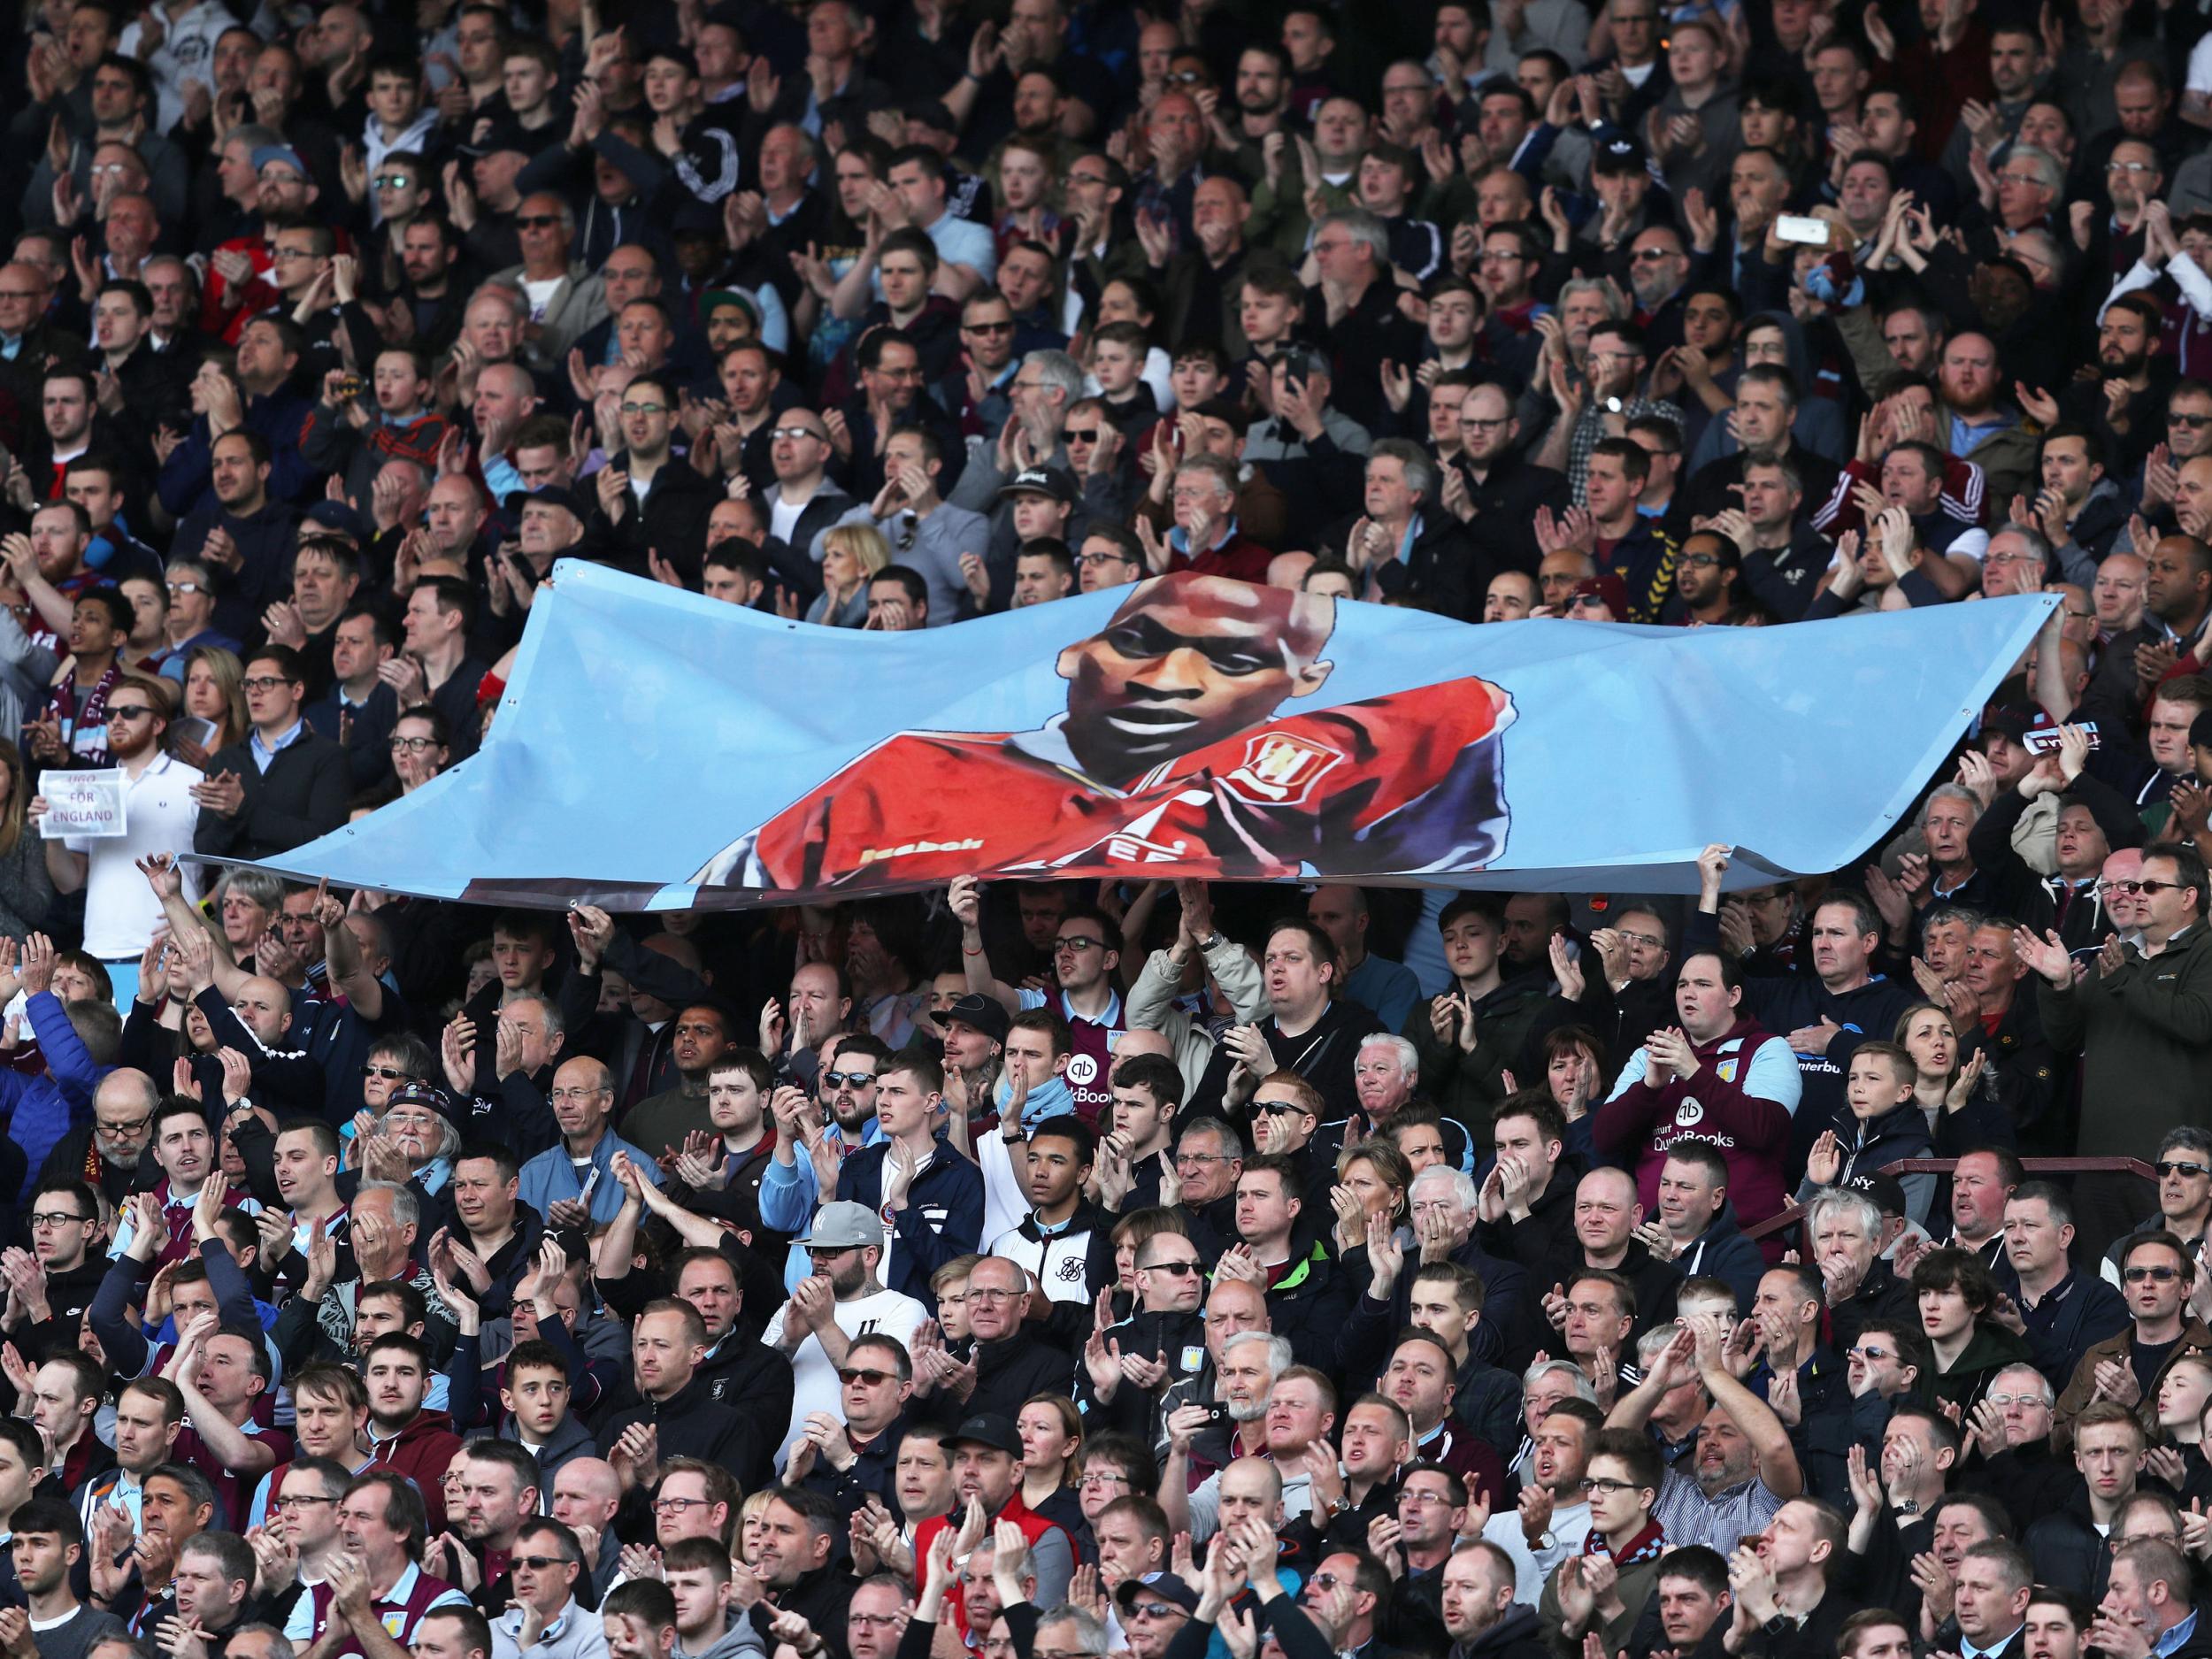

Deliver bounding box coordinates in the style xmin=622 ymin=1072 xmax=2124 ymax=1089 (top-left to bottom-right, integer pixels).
xmin=29 ymin=667 xmax=198 ymax=1010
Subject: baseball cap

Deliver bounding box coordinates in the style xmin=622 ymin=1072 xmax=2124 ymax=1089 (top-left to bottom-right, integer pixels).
xmin=905 ymin=99 xmax=958 ymax=136
xmin=1118 ymin=1575 xmax=1200 ymax=1616
xmin=943 ymin=993 xmax=1009 ymax=1044
xmin=1000 ymin=465 xmax=1079 ymax=505
xmin=1980 ymin=704 xmax=2050 ymax=745
xmin=1594 ymin=134 xmax=1648 ymax=174
xmin=381 ymin=1079 xmax=465 ymax=1133
xmin=303 ymin=500 xmax=367 ymax=542
xmin=797 ymin=1200 xmax=885 ymax=1250
xmin=949 ymin=1414 xmax=1023 ymax=1456
xmin=702 ymin=288 xmax=763 ymax=330
xmin=503 ymin=484 xmax=589 ymax=523
xmin=252 ymin=144 xmax=309 ymax=177
xmin=1569 ymin=573 xmax=1630 ymax=618
xmin=1847 ymin=1171 xmax=1909 ymax=1218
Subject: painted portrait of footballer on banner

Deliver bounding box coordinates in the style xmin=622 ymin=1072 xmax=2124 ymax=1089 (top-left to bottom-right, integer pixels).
xmin=695 ymin=573 xmax=1517 ymax=892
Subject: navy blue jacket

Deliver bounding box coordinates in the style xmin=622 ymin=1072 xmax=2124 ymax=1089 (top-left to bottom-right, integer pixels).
xmin=833 ymin=1133 xmax=984 ymax=1308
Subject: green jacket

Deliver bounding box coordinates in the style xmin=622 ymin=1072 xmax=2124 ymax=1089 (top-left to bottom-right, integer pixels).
xmin=1402 ymin=973 xmax=1607 ymax=1133
xmin=2042 ymin=925 xmax=2212 ymax=1155
xmin=1537 ymin=1551 xmax=1665 ymax=1658
xmin=1916 ymin=1320 xmax=2032 ymax=1417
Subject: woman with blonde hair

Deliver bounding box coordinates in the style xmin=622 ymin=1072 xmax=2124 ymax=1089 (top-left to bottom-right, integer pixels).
xmin=177 ymin=645 xmax=248 ymax=767
xmin=1329 ymin=1140 xmax=1411 ymax=1253
xmin=805 ymin=524 xmax=889 ymax=627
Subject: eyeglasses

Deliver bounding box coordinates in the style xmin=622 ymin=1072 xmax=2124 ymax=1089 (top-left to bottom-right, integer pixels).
xmin=385 ymin=1111 xmax=440 ymax=1130
xmin=967 ymin=1288 xmax=1019 ymax=1302
xmin=820 ymin=1071 xmax=878 ymax=1088
xmin=964 ymin=319 xmax=1014 ymax=334
xmin=805 ymin=1246 xmax=856 ymax=1261
xmin=1630 ymin=247 xmax=1678 ymax=262
xmin=1077 ymin=552 xmax=1134 ymax=569
xmin=1055 ymin=936 xmax=1105 ymax=954
xmin=268 ymin=248 xmax=316 ymax=263
xmin=96 ymin=1116 xmax=151 ymax=1136
xmin=620 ymin=403 xmax=668 ymax=417
xmin=514 ymin=215 xmax=562 ymax=229
xmin=772 ymin=426 xmax=826 ymax=442
xmin=1682 ymin=554 xmax=1720 ymax=569
xmin=837 ymin=1367 xmax=897 ymax=1386
xmin=651 ymin=1496 xmax=714 ymax=1514
xmin=27 ymin=1210 xmax=87 ymax=1227
xmin=242 ymin=676 xmax=295 ymax=692
xmin=1985 ymin=1393 xmax=2050 ymax=1409
xmin=2125 ymin=1264 xmax=2183 ymax=1282
xmin=2107 ymin=160 xmax=2157 ymax=173
xmin=1847 ymin=1345 xmax=1894 ymax=1362
xmin=363 ymin=1064 xmax=411 ymax=1081
xmin=1175 ymin=1153 xmax=1233 ymax=1166
xmin=1079 ymin=1471 xmax=1131 ymax=1490
xmin=373 ymin=174 xmax=415 ymax=189
xmin=269 ymin=1494 xmax=338 ymax=1511
xmin=511 ymin=1555 xmax=570 ymax=1571
xmin=389 ymin=736 xmax=439 ymax=753
xmin=1142 ymin=1259 xmax=1202 ymax=1276
xmin=1579 ymin=1477 xmax=1639 ymax=1495
xmin=851 ymin=1614 xmax=904 ymax=1628
xmin=166 ymin=581 xmax=204 ymax=596
xmin=547 ymin=1087 xmax=611 ymax=1103
xmin=2159 ymin=1161 xmax=2212 ymax=1179
xmin=106 ymin=704 xmax=156 ymax=722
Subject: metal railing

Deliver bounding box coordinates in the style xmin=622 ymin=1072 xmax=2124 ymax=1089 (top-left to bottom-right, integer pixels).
xmin=1744 ymin=1156 xmax=2157 ymax=1242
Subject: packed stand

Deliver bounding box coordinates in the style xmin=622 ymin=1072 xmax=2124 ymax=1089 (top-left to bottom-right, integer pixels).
xmin=7 ymin=2 xmax=2212 ymax=1659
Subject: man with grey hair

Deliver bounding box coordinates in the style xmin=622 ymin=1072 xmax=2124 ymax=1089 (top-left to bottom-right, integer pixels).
xmin=950 ymin=349 xmax=1089 ymax=606
xmin=1159 ymin=1330 xmax=1288 ymax=1533
xmin=1335 ymin=438 xmax=1477 ymax=616
xmin=1807 ymin=1184 xmax=1914 ymax=1354
xmin=1309 ymin=209 xmax=1422 ymax=428
xmin=1145 ymin=453 xmax=1271 ymax=582
xmin=1378 ymin=1164 xmax=1532 ymax=1366
xmin=488 ymin=192 xmax=608 ymax=365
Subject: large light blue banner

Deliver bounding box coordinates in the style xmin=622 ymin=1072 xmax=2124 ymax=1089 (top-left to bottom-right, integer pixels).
xmin=233 ymin=565 xmax=2057 ymax=910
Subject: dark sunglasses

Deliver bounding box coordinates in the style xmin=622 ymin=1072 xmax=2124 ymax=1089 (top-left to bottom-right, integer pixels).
xmin=2158 ymin=1161 xmax=2212 ymax=1179
xmin=362 ymin=1064 xmax=411 ymax=1081
xmin=1143 ymin=1259 xmax=1202 ymax=1276
xmin=511 ymin=1555 xmax=570 ymax=1571
xmin=838 ymin=1366 xmax=896 ymax=1386
xmin=513 ymin=214 xmax=562 ymax=229
xmin=1065 ymin=427 xmax=1101 ymax=442
xmin=2124 ymin=1264 xmax=2182 ymax=1282
xmin=821 ymin=1070 xmax=877 ymax=1088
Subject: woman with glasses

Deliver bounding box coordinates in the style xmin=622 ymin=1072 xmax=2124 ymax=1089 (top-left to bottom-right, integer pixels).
xmin=1017 ymin=1393 xmax=1091 ymax=1552
xmin=805 ymin=524 xmax=889 ymax=628
xmin=388 ymin=703 xmax=450 ymax=793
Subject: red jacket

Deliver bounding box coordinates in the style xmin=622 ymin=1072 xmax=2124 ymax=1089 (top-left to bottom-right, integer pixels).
xmin=366 ymin=1409 xmax=465 ymax=1534
xmin=912 ymin=1491 xmax=1071 ymax=1637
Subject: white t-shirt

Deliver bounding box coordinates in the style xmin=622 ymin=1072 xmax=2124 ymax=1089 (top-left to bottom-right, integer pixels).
xmin=760 ymin=1285 xmax=927 ymax=1472
xmin=520 ymin=276 xmax=564 ymax=319
xmin=70 ymin=752 xmax=202 ymax=958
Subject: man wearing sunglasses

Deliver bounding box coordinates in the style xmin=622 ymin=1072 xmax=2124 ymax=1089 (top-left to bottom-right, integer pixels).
xmin=30 ymin=666 xmax=196 ymax=1010
xmin=2024 ymin=846 xmax=2212 ymax=1256
xmin=2100 ymin=1132 xmax=2212 ymax=1292
xmin=2055 ymin=1233 xmax=2212 ymax=1450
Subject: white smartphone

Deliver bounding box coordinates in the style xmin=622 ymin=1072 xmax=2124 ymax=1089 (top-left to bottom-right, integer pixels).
xmin=1776 ymin=215 xmax=1831 ymax=246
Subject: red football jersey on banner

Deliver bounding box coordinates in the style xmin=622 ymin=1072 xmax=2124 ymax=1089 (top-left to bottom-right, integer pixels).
xmin=730 ymin=674 xmax=1515 ymax=892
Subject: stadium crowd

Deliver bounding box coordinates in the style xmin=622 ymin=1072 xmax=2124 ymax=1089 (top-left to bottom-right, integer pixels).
xmin=13 ymin=4 xmax=2212 ymax=1659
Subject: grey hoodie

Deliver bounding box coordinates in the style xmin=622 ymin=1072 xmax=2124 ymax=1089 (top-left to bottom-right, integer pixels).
xmin=678 ymin=1616 xmax=768 ymax=1659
